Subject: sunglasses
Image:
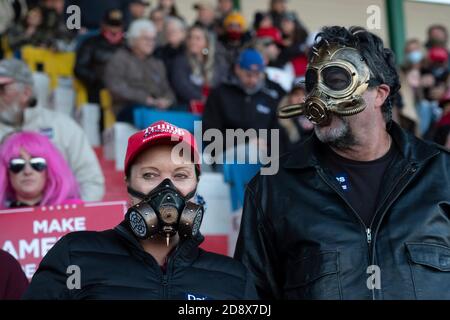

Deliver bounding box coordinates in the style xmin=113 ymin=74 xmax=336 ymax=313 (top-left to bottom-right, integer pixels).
xmin=8 ymin=157 xmax=47 ymax=174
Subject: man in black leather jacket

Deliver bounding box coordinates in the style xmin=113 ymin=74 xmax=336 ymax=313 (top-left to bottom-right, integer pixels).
xmin=234 ymin=26 xmax=450 ymax=300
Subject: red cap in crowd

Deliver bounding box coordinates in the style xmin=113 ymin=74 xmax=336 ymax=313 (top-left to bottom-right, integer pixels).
xmin=256 ymin=27 xmax=284 ymax=46
xmin=428 ymin=47 xmax=449 ymax=64
xmin=124 ymin=121 xmax=200 ymax=175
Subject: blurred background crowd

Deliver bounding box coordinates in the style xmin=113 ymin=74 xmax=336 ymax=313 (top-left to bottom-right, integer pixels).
xmin=0 ymin=0 xmax=449 ymax=208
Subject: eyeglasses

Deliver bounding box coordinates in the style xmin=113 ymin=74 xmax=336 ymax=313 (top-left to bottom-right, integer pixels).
xmin=8 ymin=157 xmax=47 ymax=174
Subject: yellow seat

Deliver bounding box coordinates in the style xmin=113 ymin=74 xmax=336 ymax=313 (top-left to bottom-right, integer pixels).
xmin=21 ymin=46 xmax=75 ymax=88
xmin=20 ymin=45 xmax=48 ymax=72
xmin=21 ymin=46 xmax=89 ymax=108
xmin=74 ymin=79 xmax=89 ymax=108
xmin=45 ymin=51 xmax=76 ymax=88
xmin=100 ymin=89 xmax=116 ymax=129
xmin=1 ymin=35 xmax=13 ymax=58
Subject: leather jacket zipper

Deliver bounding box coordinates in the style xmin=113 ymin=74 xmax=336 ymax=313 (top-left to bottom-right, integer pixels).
xmin=317 ymin=168 xmax=377 ymax=299
xmin=366 ymin=228 xmax=372 ymax=244
xmin=366 ymin=164 xmax=418 ymax=300
xmin=161 ymin=274 xmax=169 ymax=299
xmin=317 ymin=168 xmax=370 ymax=243
xmin=319 ymin=164 xmax=418 ymax=300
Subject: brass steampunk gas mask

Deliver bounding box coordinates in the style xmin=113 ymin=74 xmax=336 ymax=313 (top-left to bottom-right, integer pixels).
xmin=278 ymin=43 xmax=375 ymax=125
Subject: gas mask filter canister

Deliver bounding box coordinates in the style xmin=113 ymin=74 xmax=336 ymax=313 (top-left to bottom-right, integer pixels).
xmin=126 ymin=178 xmax=204 ymax=246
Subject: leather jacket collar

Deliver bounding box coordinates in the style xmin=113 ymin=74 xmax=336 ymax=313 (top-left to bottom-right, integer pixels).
xmin=283 ymin=121 xmax=441 ymax=170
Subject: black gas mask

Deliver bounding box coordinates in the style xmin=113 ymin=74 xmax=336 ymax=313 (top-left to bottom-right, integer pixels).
xmin=126 ymin=178 xmax=204 ymax=246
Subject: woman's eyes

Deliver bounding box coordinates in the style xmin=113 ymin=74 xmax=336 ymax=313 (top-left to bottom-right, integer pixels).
xmin=174 ymin=173 xmax=188 ymax=179
xmin=141 ymin=173 xmax=190 ymax=180
xmin=143 ymin=172 xmax=158 ymax=179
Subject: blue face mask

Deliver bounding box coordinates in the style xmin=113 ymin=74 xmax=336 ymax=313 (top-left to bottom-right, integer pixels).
xmin=407 ymin=50 xmax=423 ymax=65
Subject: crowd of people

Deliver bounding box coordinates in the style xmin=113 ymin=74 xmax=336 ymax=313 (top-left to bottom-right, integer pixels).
xmin=0 ymin=0 xmax=450 ymax=302
xmin=0 ymin=0 xmax=448 ymax=204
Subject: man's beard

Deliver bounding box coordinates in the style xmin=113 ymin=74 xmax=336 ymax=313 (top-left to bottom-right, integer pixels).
xmin=314 ymin=115 xmax=358 ymax=150
xmin=240 ymin=78 xmax=265 ymax=96
xmin=0 ymin=99 xmax=23 ymax=126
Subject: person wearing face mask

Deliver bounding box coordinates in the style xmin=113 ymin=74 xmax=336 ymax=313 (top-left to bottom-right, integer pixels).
xmin=74 ymin=9 xmax=125 ymax=104
xmin=402 ymin=39 xmax=424 ymax=88
xmin=236 ymin=26 xmax=450 ymax=300
xmin=218 ymin=12 xmax=252 ymax=68
xmin=23 ymin=120 xmax=257 ymax=299
xmin=425 ymin=25 xmax=450 ymax=81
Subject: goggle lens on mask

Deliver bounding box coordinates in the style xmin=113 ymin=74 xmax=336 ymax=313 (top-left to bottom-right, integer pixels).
xmin=8 ymin=157 xmax=47 ymax=174
xmin=322 ymin=66 xmax=352 ymax=91
xmin=305 ymin=66 xmax=353 ymax=93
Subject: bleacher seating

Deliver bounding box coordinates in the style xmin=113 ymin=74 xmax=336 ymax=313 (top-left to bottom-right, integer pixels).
xmin=99 ymin=89 xmax=117 ymax=129
xmin=223 ymin=162 xmax=261 ymax=211
xmin=19 ymin=45 xmax=89 ymax=110
xmin=133 ymin=107 xmax=201 ymax=133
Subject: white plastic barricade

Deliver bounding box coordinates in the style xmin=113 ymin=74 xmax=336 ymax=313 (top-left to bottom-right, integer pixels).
xmin=79 ymin=103 xmax=101 ymax=147
xmin=32 ymin=71 xmax=50 ymax=109
xmin=52 ymin=76 xmax=75 ymax=116
xmin=197 ymin=172 xmax=234 ymax=256
xmin=102 ymin=122 xmax=138 ymax=170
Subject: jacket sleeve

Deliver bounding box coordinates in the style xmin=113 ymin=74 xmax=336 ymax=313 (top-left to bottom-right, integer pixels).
xmin=74 ymin=39 xmax=97 ymax=87
xmin=103 ymin=52 xmax=149 ymax=105
xmin=22 ymin=236 xmax=72 ymax=300
xmin=0 ymin=250 xmax=29 ymax=299
xmin=234 ymin=183 xmax=283 ymax=300
xmin=242 ymin=269 xmax=260 ymax=300
xmin=57 ymin=114 xmax=105 ymax=201
xmin=170 ymin=55 xmax=202 ymax=104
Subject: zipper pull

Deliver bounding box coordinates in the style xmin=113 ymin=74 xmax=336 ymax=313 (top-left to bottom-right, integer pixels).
xmin=366 ymin=228 xmax=372 ymax=244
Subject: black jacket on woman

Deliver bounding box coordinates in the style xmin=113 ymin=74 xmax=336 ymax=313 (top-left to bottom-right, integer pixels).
xmin=23 ymin=221 xmax=257 ymax=300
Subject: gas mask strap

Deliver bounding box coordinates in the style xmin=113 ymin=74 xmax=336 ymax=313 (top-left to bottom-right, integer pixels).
xmin=127 ymin=184 xmax=198 ymax=202
xmin=278 ymin=103 xmax=305 ymax=119
xmin=127 ymin=186 xmax=148 ymax=200
xmin=184 ymin=187 xmax=197 ymax=201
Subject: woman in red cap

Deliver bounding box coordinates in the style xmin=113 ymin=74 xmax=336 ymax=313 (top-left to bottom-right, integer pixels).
xmin=23 ymin=121 xmax=257 ymax=300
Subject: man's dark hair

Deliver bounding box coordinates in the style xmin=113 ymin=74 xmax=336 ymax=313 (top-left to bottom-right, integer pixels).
xmin=312 ymin=26 xmax=401 ymax=122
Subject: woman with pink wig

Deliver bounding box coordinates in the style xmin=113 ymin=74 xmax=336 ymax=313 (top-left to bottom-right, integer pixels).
xmin=0 ymin=131 xmax=81 ymax=209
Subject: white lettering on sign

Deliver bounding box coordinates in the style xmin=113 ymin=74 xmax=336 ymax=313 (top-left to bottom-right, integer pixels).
xmin=2 ymin=240 xmax=18 ymax=259
xmin=33 ymin=217 xmax=86 ymax=234
xmin=2 ymin=237 xmax=60 ymax=260
xmin=22 ymin=264 xmax=37 ymax=280
xmin=19 ymin=239 xmax=39 ymax=259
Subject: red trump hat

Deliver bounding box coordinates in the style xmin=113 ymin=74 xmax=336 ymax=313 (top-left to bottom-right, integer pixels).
xmin=124 ymin=120 xmax=200 ymax=175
